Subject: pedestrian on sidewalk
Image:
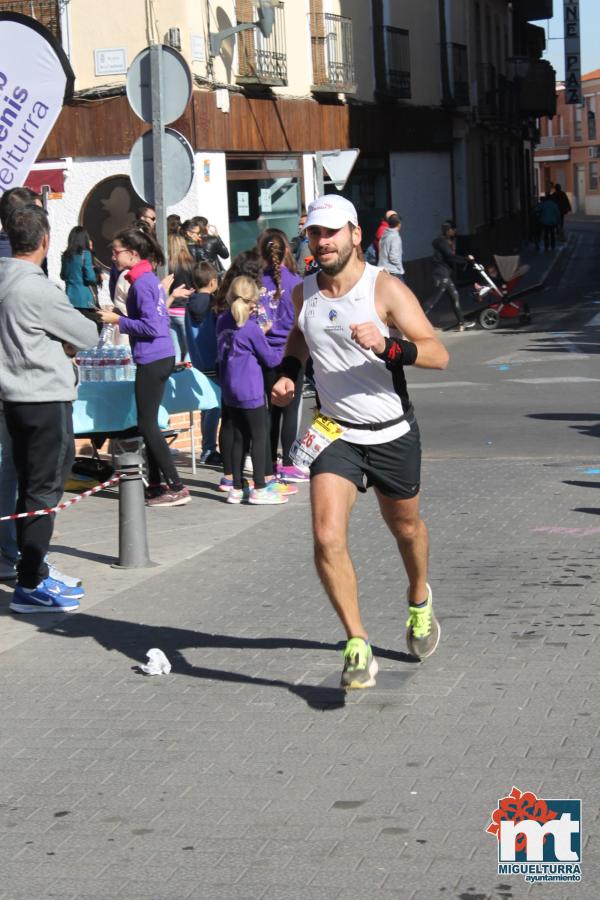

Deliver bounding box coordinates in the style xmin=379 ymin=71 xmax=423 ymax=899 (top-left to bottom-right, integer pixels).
xmin=216 ymin=275 xmax=288 ymax=506
xmin=377 ymin=214 xmax=405 ymax=282
xmin=539 ymin=194 xmax=560 ymax=252
xmin=0 ymin=203 xmax=97 ymax=613
xmin=425 ymin=220 xmax=475 ymax=331
xmin=551 ymin=184 xmax=572 ymax=244
xmin=97 ymin=227 xmax=191 ymax=508
xmin=272 ymin=194 xmax=449 ymax=689
xmin=373 ymin=209 xmax=398 ymax=257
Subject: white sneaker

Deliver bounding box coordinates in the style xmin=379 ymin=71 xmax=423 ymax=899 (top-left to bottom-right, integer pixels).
xmin=48 ymin=564 xmax=82 ymax=588
xmin=0 ymin=558 xmax=17 ymax=581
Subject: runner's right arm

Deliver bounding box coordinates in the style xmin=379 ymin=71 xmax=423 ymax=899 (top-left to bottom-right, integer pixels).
xmin=271 ymin=283 xmax=309 ymax=407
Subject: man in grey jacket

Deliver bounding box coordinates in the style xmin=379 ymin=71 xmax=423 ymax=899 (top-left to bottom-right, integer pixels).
xmin=377 ymin=214 xmax=405 ymax=281
xmin=0 ymin=204 xmax=97 ymax=613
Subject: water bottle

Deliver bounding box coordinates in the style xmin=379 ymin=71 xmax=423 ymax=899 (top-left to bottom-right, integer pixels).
xmin=124 ymin=350 xmax=136 ymax=381
xmin=114 ymin=346 xmax=126 ymax=382
xmin=102 ymin=345 xmax=115 ymax=382
xmin=75 ymin=351 xmax=85 ymax=382
xmin=89 ymin=347 xmax=101 ymax=383
xmin=99 ymin=323 xmax=114 ymax=347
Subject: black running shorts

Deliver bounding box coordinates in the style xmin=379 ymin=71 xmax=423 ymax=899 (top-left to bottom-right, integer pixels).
xmin=310 ymin=417 xmax=421 ymax=499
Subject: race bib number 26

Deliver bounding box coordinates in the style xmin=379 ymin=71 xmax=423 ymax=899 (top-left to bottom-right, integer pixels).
xmin=290 ymin=413 xmax=346 ymax=469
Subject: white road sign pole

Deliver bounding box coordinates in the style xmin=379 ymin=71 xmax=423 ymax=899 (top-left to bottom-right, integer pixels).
xmin=150 ymin=44 xmax=167 ymax=274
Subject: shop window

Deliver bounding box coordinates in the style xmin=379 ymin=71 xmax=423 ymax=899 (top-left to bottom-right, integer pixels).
xmin=226 ymin=155 xmax=302 ymax=258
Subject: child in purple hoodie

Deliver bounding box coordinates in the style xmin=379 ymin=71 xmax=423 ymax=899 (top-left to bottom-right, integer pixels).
xmin=256 ymin=230 xmax=306 ymax=484
xmin=216 ymin=276 xmax=288 ymax=506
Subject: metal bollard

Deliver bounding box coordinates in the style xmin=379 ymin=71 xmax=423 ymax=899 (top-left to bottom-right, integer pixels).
xmin=113 ymin=439 xmax=155 ymax=568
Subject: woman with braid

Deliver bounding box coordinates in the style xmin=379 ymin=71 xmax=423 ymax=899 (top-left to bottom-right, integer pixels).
xmin=256 ymin=229 xmax=306 ymax=482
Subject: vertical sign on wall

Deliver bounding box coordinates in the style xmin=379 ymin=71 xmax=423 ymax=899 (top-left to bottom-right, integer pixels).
xmin=564 ymin=0 xmax=582 ymax=105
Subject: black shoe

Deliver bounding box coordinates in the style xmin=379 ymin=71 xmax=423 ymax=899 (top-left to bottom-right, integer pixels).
xmin=201 ymin=450 xmax=223 ymax=466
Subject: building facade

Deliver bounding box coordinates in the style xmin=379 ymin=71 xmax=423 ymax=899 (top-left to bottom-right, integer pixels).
xmin=3 ymin=0 xmax=555 ymax=289
xmin=534 ymin=69 xmax=600 ymax=216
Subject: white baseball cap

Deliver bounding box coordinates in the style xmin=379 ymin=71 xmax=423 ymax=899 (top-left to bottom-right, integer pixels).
xmin=305 ymin=194 xmax=358 ymax=230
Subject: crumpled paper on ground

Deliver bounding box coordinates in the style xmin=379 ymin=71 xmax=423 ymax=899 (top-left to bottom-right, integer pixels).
xmin=140 ymin=648 xmax=171 ymax=675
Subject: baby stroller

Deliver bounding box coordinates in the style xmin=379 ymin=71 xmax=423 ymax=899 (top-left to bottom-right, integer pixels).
xmin=472 ymin=255 xmax=532 ymax=330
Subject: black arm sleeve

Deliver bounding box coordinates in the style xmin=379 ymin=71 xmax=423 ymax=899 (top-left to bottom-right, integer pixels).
xmin=375 ymin=337 xmax=418 ymax=368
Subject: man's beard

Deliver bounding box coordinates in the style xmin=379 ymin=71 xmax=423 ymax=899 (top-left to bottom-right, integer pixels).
xmin=317 ymin=241 xmax=354 ymax=276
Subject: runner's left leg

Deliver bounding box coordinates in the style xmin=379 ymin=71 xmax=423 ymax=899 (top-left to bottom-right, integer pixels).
xmin=310 ymin=472 xmax=365 ymax=639
xmin=375 ymin=490 xmax=429 ymax=605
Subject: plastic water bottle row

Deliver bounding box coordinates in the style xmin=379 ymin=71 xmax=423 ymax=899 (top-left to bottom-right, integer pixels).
xmin=76 ymin=325 xmax=135 ymax=382
xmin=77 ymin=345 xmax=136 ymax=382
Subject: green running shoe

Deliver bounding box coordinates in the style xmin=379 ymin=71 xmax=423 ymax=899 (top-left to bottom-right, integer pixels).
xmin=341 ymin=637 xmax=379 ymax=689
xmin=406 ymin=583 xmax=440 ymax=659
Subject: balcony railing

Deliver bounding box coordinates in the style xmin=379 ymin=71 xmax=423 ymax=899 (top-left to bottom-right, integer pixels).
xmin=382 ymin=27 xmax=411 ymax=99
xmin=0 ymin=0 xmax=61 ymax=39
xmin=536 ymin=135 xmax=570 ymax=149
xmin=237 ymin=2 xmax=287 ymax=86
xmin=386 ymin=69 xmax=411 ymax=98
xmin=310 ymin=13 xmax=356 ymax=93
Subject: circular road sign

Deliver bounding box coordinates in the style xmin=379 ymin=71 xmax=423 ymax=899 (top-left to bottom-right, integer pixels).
xmin=129 ymin=127 xmax=195 ymax=207
xmin=126 ymin=44 xmax=192 ymax=125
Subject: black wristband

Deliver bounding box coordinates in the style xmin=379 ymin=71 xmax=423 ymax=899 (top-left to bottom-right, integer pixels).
xmin=375 ymin=337 xmax=418 ymax=367
xmin=278 ymin=355 xmax=302 ymax=381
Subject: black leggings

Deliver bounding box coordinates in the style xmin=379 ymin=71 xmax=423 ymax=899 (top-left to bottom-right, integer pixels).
xmin=135 ymin=356 xmax=181 ymax=488
xmin=4 ymin=400 xmax=74 ymax=588
xmin=426 ymin=276 xmax=465 ymax=326
xmin=226 ymin=405 xmax=268 ymax=490
xmin=263 ymin=366 xmax=304 ymax=469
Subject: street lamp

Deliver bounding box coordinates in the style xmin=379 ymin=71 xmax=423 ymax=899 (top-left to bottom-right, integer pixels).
xmin=209 ymin=0 xmax=278 ymax=58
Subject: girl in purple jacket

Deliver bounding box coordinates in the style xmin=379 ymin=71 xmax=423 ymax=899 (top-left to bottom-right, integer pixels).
xmin=98 ymin=227 xmax=190 ymax=508
xmin=257 ymin=230 xmax=306 ymax=484
xmin=216 ymin=276 xmax=288 ymax=506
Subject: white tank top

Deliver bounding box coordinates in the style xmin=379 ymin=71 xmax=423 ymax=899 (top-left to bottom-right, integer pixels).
xmin=298 ymin=262 xmax=410 ymax=446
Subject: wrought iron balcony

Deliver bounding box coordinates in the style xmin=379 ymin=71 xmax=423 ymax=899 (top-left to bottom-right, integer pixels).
xmin=310 ymin=13 xmax=356 ymax=93
xmin=385 ymin=69 xmax=411 ymax=98
xmin=236 ymin=1 xmax=288 ymax=87
xmin=379 ymin=27 xmax=411 ymax=99
xmin=0 ymin=0 xmax=61 ymax=39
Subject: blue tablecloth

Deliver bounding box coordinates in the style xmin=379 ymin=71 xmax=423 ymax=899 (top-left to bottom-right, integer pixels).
xmin=73 ymin=367 xmax=220 ymax=435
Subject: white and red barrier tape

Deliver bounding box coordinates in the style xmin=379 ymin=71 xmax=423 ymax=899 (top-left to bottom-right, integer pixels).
xmin=0 ymin=474 xmax=124 ymax=522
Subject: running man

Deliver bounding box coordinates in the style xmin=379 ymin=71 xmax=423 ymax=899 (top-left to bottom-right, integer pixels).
xmin=272 ymin=195 xmax=449 ymax=689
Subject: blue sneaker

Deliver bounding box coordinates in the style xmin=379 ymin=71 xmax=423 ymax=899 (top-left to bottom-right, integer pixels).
xmin=43 ymin=575 xmax=84 ymax=600
xmin=10 ymin=577 xmax=83 ymax=614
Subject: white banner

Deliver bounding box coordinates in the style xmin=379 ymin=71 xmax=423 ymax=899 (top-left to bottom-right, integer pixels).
xmin=0 ymin=13 xmax=74 ymax=197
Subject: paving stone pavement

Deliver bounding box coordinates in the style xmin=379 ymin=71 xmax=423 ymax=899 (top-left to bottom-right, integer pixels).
xmin=0 ymin=448 xmax=597 ymax=899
